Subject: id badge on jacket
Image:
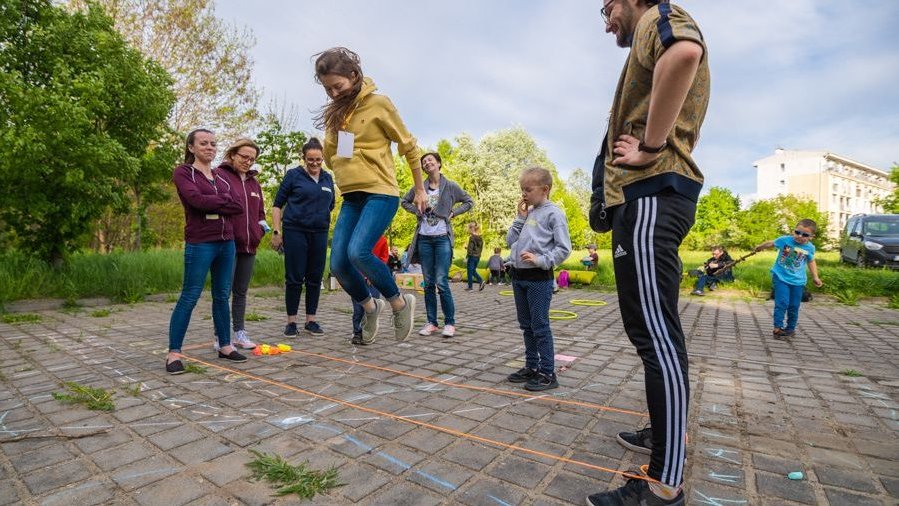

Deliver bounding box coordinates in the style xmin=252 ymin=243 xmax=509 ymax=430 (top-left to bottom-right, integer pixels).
xmin=337 ymin=131 xmax=354 ymax=158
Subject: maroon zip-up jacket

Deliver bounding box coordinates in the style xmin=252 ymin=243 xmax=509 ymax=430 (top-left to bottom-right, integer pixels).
xmin=218 ymin=162 xmax=266 ymax=255
xmin=172 ymin=164 xmax=243 ymax=244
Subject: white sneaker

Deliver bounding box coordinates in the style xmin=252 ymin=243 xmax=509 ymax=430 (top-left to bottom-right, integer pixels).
xmin=419 ymin=323 xmax=439 ymax=336
xmin=233 ymin=329 xmax=257 ymax=349
xmin=441 ymin=325 xmax=456 ymax=338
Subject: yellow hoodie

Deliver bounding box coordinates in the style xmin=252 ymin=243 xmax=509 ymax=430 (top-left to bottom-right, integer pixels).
xmin=323 ymin=78 xmax=422 ymax=196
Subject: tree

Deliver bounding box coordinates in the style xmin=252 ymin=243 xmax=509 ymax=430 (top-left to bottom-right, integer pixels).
xmin=731 ymin=195 xmax=829 ymax=250
xmin=684 ymin=187 xmax=741 ymax=250
xmin=68 ymin=0 xmax=259 ymax=140
xmin=0 ymin=1 xmax=175 ymax=264
xmin=873 ymin=164 xmax=899 ymax=213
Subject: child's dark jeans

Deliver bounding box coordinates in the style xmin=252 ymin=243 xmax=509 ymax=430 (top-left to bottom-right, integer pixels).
xmin=772 ymin=274 xmax=804 ymax=332
xmin=511 ymin=277 xmax=555 ymax=377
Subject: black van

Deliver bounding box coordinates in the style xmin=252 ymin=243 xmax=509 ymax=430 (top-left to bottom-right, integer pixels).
xmin=840 ymin=214 xmax=899 ymax=268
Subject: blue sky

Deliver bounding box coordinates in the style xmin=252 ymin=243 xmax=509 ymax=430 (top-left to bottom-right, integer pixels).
xmin=215 ymin=0 xmax=899 ymax=199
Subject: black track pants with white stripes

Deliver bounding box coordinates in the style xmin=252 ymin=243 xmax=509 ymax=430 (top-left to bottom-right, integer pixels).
xmin=611 ymin=190 xmax=696 ymax=487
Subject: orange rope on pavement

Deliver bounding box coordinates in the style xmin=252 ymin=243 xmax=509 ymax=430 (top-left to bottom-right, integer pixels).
xmin=290 ymin=348 xmax=646 ymax=417
xmin=175 ymin=352 xmax=656 ymax=484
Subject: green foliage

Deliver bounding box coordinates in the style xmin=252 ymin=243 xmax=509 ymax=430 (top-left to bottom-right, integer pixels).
xmin=245 ymin=311 xmax=268 ymax=322
xmin=52 ymin=381 xmax=115 ymax=411
xmin=832 ymin=288 xmax=860 ymax=306
xmin=1 ymin=313 xmax=43 ymax=325
xmin=873 ymin=165 xmax=899 ymax=213
xmin=123 ymin=383 xmax=142 ymax=397
xmin=840 ymin=369 xmax=863 ymax=377
xmin=685 ymin=187 xmax=740 ymax=250
xmin=246 ymin=450 xmax=343 ymax=499
xmin=0 ymin=1 xmax=175 ymax=264
xmin=184 ymin=362 xmax=207 ymax=374
xmin=888 ymin=293 xmax=899 ymax=309
xmin=730 ymin=194 xmax=829 ymax=250
xmin=90 ymin=308 xmax=112 ymax=318
xmin=255 ymin=117 xmax=308 ymax=204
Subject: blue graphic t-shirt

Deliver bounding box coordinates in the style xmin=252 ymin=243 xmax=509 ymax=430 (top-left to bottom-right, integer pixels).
xmin=771 ymin=235 xmax=815 ymax=286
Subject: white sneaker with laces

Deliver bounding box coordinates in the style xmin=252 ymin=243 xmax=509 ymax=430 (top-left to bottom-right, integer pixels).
xmin=441 ymin=324 xmax=456 ymax=337
xmin=419 ymin=323 xmax=439 ymax=336
xmin=233 ymin=329 xmax=257 ymax=349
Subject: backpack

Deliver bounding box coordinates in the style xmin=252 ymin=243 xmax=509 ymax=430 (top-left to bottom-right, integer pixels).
xmin=557 ymin=270 xmax=570 ymax=288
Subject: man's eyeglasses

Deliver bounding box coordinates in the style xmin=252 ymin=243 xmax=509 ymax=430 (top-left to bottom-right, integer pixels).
xmin=793 ymin=230 xmax=812 ymax=238
xmin=601 ymin=0 xmax=615 ymax=23
xmin=234 ymin=152 xmax=256 ymax=165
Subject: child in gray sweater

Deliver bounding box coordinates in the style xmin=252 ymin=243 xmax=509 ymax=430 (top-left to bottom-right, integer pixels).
xmin=505 ymin=166 xmax=571 ymax=391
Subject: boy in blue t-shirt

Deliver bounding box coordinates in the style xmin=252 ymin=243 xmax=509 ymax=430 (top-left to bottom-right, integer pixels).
xmin=755 ymin=219 xmax=824 ymax=339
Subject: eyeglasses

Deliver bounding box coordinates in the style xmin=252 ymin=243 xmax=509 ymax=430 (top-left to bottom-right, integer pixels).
xmin=234 ymin=152 xmax=256 ymax=164
xmin=600 ymin=0 xmax=616 ymax=23
xmin=305 ymin=157 xmax=324 ymax=165
xmin=793 ymin=230 xmax=812 ymax=238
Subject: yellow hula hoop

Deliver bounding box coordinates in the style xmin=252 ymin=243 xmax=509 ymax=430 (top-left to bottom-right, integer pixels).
xmin=549 ymin=309 xmax=578 ymax=320
xmin=570 ymin=299 xmax=608 ymax=307
xmin=499 ymin=290 xmax=514 ymax=296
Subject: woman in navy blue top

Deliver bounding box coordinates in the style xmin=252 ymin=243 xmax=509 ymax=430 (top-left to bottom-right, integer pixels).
xmin=271 ymin=138 xmax=335 ymax=336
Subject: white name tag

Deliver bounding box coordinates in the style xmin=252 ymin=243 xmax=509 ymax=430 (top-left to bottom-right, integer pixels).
xmin=336 ymin=131 xmax=354 ymax=158
xmin=205 ymin=214 xmax=219 ymax=220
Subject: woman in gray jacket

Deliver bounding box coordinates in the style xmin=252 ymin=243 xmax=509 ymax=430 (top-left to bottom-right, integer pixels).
xmin=401 ymin=152 xmax=473 ymax=338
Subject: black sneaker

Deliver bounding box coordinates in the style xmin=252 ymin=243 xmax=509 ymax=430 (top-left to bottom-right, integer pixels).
xmin=617 ymin=426 xmax=652 ymax=455
xmin=218 ymin=350 xmax=247 ymax=362
xmin=351 ymin=332 xmax=365 ymax=345
xmin=507 ymin=367 xmax=539 ymax=383
xmin=586 ymin=476 xmax=684 ymax=505
xmin=304 ymin=321 xmax=324 ymax=335
xmin=284 ymin=322 xmax=298 ymax=336
xmin=478 ymin=280 xmax=486 ymax=291
xmin=524 ymin=372 xmax=559 ymax=391
xmin=166 ymin=359 xmax=185 ymax=375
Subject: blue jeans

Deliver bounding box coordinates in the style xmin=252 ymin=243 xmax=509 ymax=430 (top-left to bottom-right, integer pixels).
xmin=169 ymin=241 xmax=235 ymax=351
xmin=512 ymin=278 xmax=555 ymax=376
xmin=466 ymin=255 xmax=482 ymax=289
xmin=419 ymin=234 xmax=455 ymax=325
xmin=772 ymin=274 xmax=804 ymax=332
xmin=330 ymin=193 xmax=400 ymax=303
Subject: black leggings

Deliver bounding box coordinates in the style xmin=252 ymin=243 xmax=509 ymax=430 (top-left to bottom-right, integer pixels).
xmin=283 ymin=229 xmax=328 ymax=317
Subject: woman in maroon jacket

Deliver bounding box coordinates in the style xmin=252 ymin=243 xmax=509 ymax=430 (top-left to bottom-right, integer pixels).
xmin=166 ymin=129 xmax=248 ymax=375
xmin=216 ymin=138 xmax=265 ymax=350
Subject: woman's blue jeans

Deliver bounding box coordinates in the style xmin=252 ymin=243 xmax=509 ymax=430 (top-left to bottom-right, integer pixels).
xmin=772 ymin=274 xmax=804 ymax=332
xmin=466 ymin=255 xmax=483 ymax=289
xmin=419 ymin=234 xmax=455 ymax=325
xmin=169 ymin=241 xmax=235 ymax=351
xmin=330 ymin=194 xmax=400 ymax=303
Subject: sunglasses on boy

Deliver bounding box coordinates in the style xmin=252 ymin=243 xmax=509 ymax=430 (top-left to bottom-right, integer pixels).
xmin=793 ymin=230 xmax=812 ymax=238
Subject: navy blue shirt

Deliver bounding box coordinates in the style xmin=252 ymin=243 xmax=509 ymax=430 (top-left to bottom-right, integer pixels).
xmin=273 ymin=166 xmax=335 ymax=232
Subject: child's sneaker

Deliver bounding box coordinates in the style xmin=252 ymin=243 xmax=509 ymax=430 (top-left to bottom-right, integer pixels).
xmin=233 ymin=330 xmax=257 ymax=349
xmin=507 ymin=367 xmax=539 ymax=383
xmin=441 ymin=325 xmax=456 ymax=338
xmin=418 ymin=323 xmax=438 ymax=336
xmin=524 ymin=372 xmax=558 ymax=391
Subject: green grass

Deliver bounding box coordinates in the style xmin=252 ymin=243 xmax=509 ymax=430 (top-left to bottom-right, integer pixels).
xmin=246 ymin=450 xmax=343 ymax=499
xmin=184 ymin=362 xmax=208 ymax=374
xmin=123 ymin=383 xmax=142 ymax=397
xmin=841 ymin=369 xmax=864 ymax=377
xmin=2 ymin=248 xmax=897 ymax=304
xmin=2 ymin=313 xmax=43 ymax=324
xmin=245 ymin=311 xmax=269 ymax=322
xmin=90 ymin=308 xmax=112 ymax=318
xmin=52 ymin=382 xmax=115 ymax=411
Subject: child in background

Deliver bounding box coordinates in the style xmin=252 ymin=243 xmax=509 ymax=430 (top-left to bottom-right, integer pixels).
xmin=351 ymin=236 xmax=389 ymax=345
xmin=581 ymin=244 xmax=599 ymax=270
xmin=465 ymin=222 xmax=486 ymax=291
xmin=487 ymin=247 xmax=506 ymax=285
xmin=506 ymin=166 xmax=571 ymax=391
xmin=754 ymin=219 xmax=824 ymax=339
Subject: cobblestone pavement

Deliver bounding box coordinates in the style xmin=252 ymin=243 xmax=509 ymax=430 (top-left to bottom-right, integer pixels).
xmin=1 ymin=285 xmax=897 ymax=505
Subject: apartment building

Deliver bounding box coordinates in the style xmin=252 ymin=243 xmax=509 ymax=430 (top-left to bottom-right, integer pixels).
xmin=754 ymin=149 xmax=894 ymax=238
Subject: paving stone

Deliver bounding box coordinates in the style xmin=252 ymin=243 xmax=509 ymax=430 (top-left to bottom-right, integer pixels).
xmin=168 ymin=437 xmax=233 ymax=466
xmin=39 ymin=478 xmax=117 ymax=506
xmin=823 ymin=487 xmax=883 ymax=506
xmin=881 ymin=476 xmax=899 ymax=498
xmin=442 ymin=441 xmax=502 ymax=471
xmin=814 ymin=465 xmax=878 ymax=493
xmin=132 ymin=474 xmax=214 ymax=506
xmin=22 ymin=458 xmax=93 ymax=495
xmin=148 ymin=425 xmax=206 ymax=451
xmin=408 ymin=460 xmax=475 ymax=495
xmin=0 ymin=480 xmax=20 ymax=506
xmin=755 ymin=471 xmax=817 ymax=505
xmin=486 ymin=455 xmax=551 ymax=489
xmin=92 ymin=441 xmax=155 ymax=471
xmin=543 ymin=471 xmax=602 ymax=504
xmin=110 ymin=455 xmax=181 ymax=491
xmin=8 ymin=444 xmax=75 ymax=474
xmin=367 ymin=481 xmax=443 ymax=506
xmin=457 ymin=478 xmax=528 ymax=506
xmin=332 ymin=462 xmax=391 ymax=502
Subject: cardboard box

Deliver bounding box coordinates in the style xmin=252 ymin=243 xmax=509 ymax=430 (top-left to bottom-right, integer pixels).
xmin=395 ymin=273 xmax=424 ymax=290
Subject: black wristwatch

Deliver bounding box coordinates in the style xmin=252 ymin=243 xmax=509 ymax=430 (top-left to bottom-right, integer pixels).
xmin=638 ymin=140 xmax=668 ymax=153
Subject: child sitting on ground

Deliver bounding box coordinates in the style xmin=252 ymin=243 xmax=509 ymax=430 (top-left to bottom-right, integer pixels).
xmin=754 ymin=219 xmax=824 ymax=339
xmin=505 ymin=166 xmax=571 ymax=391
xmin=581 ymin=244 xmax=599 ymax=270
xmin=690 ymin=245 xmax=734 ymax=296
xmin=487 ymin=247 xmax=507 ymax=285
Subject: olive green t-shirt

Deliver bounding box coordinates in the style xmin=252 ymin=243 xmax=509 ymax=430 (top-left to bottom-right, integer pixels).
xmin=603 ymin=2 xmax=710 ymax=208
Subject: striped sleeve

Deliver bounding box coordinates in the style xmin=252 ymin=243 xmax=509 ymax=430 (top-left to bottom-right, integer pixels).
xmin=635 ymin=3 xmax=706 ymax=70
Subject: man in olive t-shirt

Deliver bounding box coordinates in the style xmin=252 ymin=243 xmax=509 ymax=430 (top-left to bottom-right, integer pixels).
xmin=587 ymin=1 xmax=709 ymax=505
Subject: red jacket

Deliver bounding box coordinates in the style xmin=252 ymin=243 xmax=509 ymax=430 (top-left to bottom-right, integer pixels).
xmin=173 ymin=164 xmax=242 ymax=244
xmin=218 ymin=162 xmax=266 ymax=254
